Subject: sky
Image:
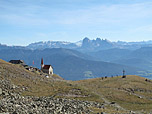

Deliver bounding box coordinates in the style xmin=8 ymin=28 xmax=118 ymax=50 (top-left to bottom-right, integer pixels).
xmin=0 ymin=0 xmax=152 ymax=46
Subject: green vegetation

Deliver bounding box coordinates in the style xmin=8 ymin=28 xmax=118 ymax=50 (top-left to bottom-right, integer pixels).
xmin=90 ymin=106 xmax=130 ymax=114
xmin=0 ymin=59 xmax=103 ymax=103
xmin=73 ymin=75 xmax=152 ymax=112
xmin=1 ymin=59 xmax=152 ymax=113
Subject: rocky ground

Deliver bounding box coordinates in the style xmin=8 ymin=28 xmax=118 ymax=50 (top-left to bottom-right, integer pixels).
xmin=1 ymin=60 xmax=147 ymax=114
xmin=0 ymin=79 xmax=104 ymax=114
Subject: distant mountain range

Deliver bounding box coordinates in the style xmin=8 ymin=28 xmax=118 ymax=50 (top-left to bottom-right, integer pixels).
xmin=111 ymin=47 xmax=152 ymax=71
xmin=1 ymin=38 xmax=152 ymax=51
xmin=0 ymin=47 xmax=146 ymax=80
xmin=27 ymin=38 xmax=152 ymax=51
xmin=1 ymin=38 xmax=152 ymax=80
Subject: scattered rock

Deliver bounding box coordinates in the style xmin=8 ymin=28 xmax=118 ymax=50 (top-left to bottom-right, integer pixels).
xmin=0 ymin=79 xmax=105 ymax=114
xmin=138 ymin=96 xmax=142 ymax=99
xmin=2 ymin=91 xmax=9 ymax=96
xmin=0 ymin=88 xmax=2 ymax=95
xmin=110 ymin=101 xmax=115 ymax=104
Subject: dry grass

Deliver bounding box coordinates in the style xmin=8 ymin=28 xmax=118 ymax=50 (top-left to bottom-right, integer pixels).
xmin=90 ymin=105 xmax=131 ymax=114
xmin=0 ymin=59 xmax=103 ymax=103
xmin=1 ymin=59 xmax=152 ymax=113
xmin=73 ymin=75 xmax=152 ymax=112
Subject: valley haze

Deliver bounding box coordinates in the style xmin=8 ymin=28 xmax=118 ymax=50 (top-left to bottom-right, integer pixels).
xmin=0 ymin=38 xmax=152 ymax=80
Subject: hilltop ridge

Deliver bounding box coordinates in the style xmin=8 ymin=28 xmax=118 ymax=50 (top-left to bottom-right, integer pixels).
xmin=0 ymin=59 xmax=152 ymax=113
xmin=74 ymin=75 xmax=152 ymax=113
xmin=0 ymin=59 xmax=105 ymax=113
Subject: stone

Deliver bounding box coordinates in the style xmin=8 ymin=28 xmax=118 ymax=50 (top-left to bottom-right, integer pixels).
xmin=0 ymin=77 xmax=105 ymax=114
xmin=2 ymin=91 xmax=9 ymax=96
xmin=12 ymin=111 xmax=17 ymax=114
xmin=0 ymin=88 xmax=2 ymax=95
xmin=12 ymin=85 xmax=16 ymax=89
xmin=110 ymin=102 xmax=115 ymax=104
xmin=101 ymin=112 xmax=106 ymax=114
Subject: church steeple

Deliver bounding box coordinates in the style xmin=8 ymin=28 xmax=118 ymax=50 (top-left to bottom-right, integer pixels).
xmin=40 ymin=58 xmax=53 ymax=75
xmin=41 ymin=58 xmax=43 ymax=65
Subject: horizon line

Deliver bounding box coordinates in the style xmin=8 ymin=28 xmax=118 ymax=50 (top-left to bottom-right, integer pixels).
xmin=1 ymin=38 xmax=152 ymax=47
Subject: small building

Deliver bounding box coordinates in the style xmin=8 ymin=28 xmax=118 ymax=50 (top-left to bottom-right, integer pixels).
xmin=9 ymin=60 xmax=25 ymax=65
xmin=41 ymin=58 xmax=53 ymax=75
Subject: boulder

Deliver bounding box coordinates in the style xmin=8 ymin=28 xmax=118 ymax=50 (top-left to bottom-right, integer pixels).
xmin=0 ymin=88 xmax=2 ymax=95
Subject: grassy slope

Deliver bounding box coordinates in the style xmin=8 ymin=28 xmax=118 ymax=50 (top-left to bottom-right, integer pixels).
xmin=0 ymin=59 xmax=102 ymax=103
xmin=73 ymin=75 xmax=152 ymax=113
xmin=1 ymin=59 xmax=152 ymax=113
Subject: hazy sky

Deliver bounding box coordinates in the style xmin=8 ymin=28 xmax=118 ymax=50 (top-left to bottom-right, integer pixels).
xmin=0 ymin=0 xmax=152 ymax=46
